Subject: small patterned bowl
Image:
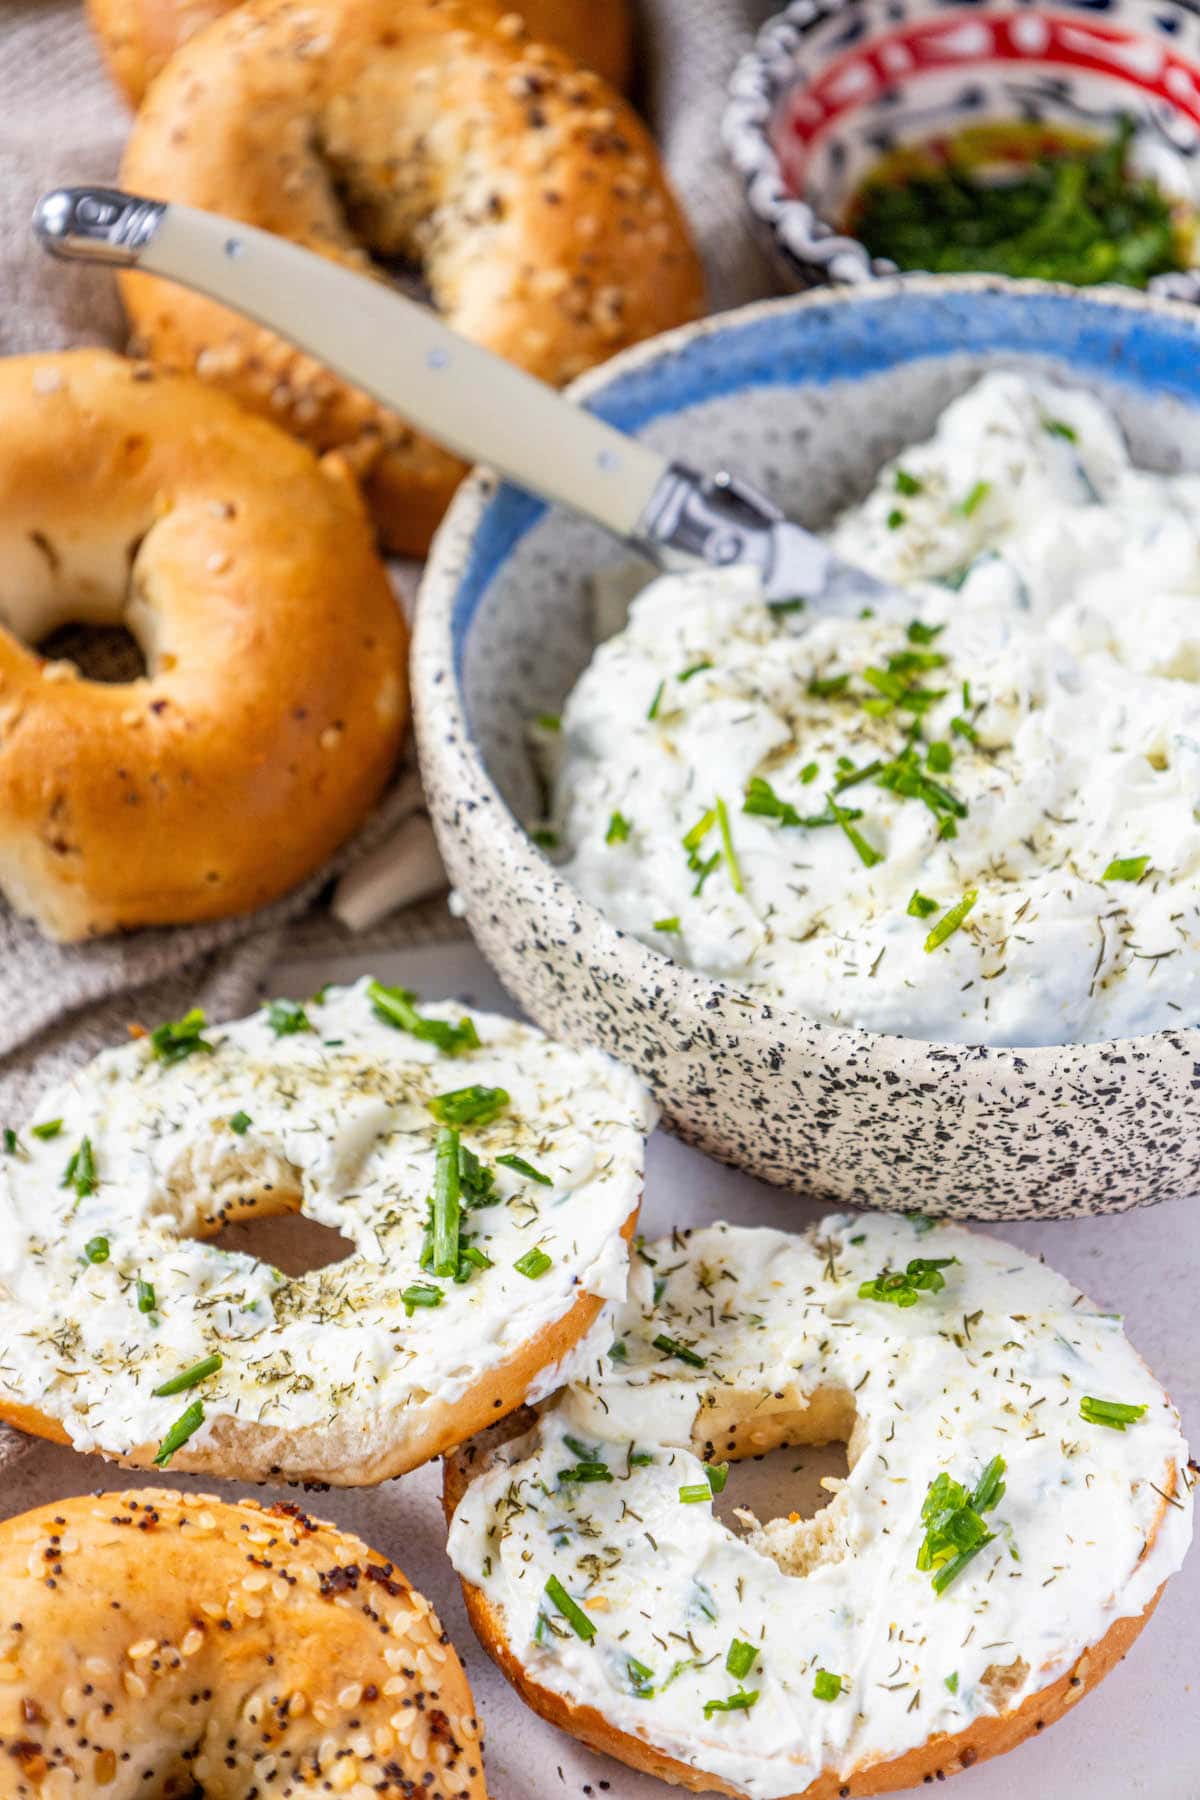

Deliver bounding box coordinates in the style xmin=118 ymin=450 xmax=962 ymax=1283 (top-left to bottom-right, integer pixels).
xmin=413 ymin=277 xmax=1200 ymax=1220
xmin=724 ymin=0 xmax=1200 ymax=301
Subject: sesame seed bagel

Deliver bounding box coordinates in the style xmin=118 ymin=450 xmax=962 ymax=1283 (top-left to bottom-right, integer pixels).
xmin=0 ymin=1488 xmax=487 ymax=1797
xmin=117 ymin=0 xmax=701 ymax=555
xmin=444 ymin=1217 xmax=1194 ymax=1799
xmin=0 ymin=978 xmax=653 ymax=1485
xmin=0 ymin=350 xmax=406 ymax=942
xmin=88 ymin=0 xmax=633 ymax=105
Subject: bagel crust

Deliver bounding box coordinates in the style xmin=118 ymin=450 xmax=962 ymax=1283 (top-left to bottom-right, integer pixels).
xmin=0 ymin=1488 xmax=487 ymax=1796
xmin=118 ymin=0 xmax=703 ymax=553
xmin=88 ymin=0 xmax=634 ymax=104
xmin=0 ymin=979 xmax=653 ymax=1484
xmin=0 ymin=350 xmax=407 ymax=941
xmin=444 ymin=1217 xmax=1194 ymax=1798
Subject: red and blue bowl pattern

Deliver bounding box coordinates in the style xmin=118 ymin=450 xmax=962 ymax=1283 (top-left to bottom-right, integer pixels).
xmin=725 ymin=0 xmax=1200 ymax=298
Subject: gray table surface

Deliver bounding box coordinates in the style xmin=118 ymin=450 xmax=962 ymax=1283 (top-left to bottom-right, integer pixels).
xmin=5 ymin=937 xmax=1196 ymax=1799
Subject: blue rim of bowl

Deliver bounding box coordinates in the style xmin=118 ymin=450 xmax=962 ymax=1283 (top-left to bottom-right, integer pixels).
xmin=413 ymin=272 xmax=1200 ymax=1069
xmin=722 ymin=0 xmax=1200 ymax=304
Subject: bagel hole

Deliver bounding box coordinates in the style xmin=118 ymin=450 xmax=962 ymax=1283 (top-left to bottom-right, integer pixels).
xmin=204 ymin=1211 xmax=354 ymax=1278
xmin=711 ymin=1439 xmax=851 ymax=1538
xmin=698 ymin=1386 xmax=859 ymax=1579
xmin=36 ymin=620 xmax=147 ymax=683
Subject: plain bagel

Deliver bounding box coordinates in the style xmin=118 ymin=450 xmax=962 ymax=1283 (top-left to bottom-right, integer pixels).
xmin=0 ymin=1488 xmax=488 ymax=1796
xmin=0 ymin=978 xmax=653 ymax=1485
xmin=118 ymin=0 xmax=704 ymax=554
xmin=444 ymin=1216 xmax=1194 ymax=1798
xmin=0 ymin=350 xmax=407 ymax=941
xmin=88 ymin=0 xmax=634 ymax=103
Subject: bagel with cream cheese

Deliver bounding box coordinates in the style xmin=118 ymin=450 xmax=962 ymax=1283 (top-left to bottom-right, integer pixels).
xmin=0 ymin=977 xmax=653 ymax=1485
xmin=88 ymin=0 xmax=634 ymax=103
xmin=0 ymin=1488 xmax=487 ymax=1796
xmin=445 ymin=1215 xmax=1194 ymax=1797
xmin=0 ymin=349 xmax=406 ymax=942
xmin=117 ymin=0 xmax=703 ymax=554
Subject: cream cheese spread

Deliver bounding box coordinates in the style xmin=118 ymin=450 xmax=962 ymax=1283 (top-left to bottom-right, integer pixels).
xmin=447 ymin=1215 xmax=1194 ymax=1799
xmin=0 ymin=977 xmax=654 ymax=1475
xmin=550 ymin=372 xmax=1200 ymax=1045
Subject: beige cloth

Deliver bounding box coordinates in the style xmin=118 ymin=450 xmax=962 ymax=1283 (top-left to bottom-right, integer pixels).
xmin=0 ymin=0 xmax=781 ymax=1126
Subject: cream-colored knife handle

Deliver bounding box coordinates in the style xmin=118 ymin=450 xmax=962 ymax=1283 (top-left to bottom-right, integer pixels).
xmin=33 ymin=186 xmax=667 ymax=542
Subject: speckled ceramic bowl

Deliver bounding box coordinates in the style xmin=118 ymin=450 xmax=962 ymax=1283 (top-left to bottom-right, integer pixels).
xmin=724 ymin=0 xmax=1200 ymax=301
xmin=413 ymin=277 xmax=1200 ymax=1220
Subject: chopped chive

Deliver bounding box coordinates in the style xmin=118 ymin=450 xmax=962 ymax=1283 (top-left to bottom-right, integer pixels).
xmin=808 ymin=673 xmax=850 ymax=699
xmin=800 ymin=761 xmax=818 ymax=784
xmin=647 ymin=679 xmax=665 ymax=721
xmin=705 ymin=1462 xmax=729 ymax=1495
xmin=1102 ymin=854 xmax=1149 ymax=883
xmin=496 ymin=1151 xmax=552 ymax=1185
xmin=925 ymin=889 xmax=978 ymax=953
xmin=62 ymin=1137 xmax=97 ymax=1201
xmin=950 ymin=714 xmax=978 ymax=744
xmin=654 ymin=916 xmax=681 ymax=933
xmin=427 ymin=1085 xmax=509 ymax=1128
xmin=725 ymin=1639 xmax=758 ymax=1680
xmin=31 ymin=1119 xmax=61 ymax=1141
xmin=917 ymin=1455 xmax=1007 ymax=1595
xmin=945 ymin=1670 xmax=959 ymax=1694
xmin=153 ymin=1400 xmax=205 ymax=1468
xmin=515 ymin=1246 xmax=553 ymax=1279
xmin=83 ymin=1235 xmax=109 ymax=1264
xmin=926 ymin=740 xmax=952 ymax=774
xmin=907 ymin=619 xmax=945 ymax=645
xmin=703 ymin=1689 xmax=758 ymax=1719
xmin=560 ymin=1461 xmax=614 ymax=1485
xmin=531 ymin=827 xmax=559 ymax=849
xmin=828 ymin=793 xmax=881 ymax=869
xmin=149 ymin=1007 xmax=212 ymax=1064
xmin=229 ymin=1110 xmax=252 ymax=1135
xmin=401 ymin=1284 xmax=443 ymax=1315
xmin=535 ymin=712 xmax=561 ymax=731
xmin=368 ymin=980 xmax=480 ymax=1056
xmin=136 ymin=1278 xmax=156 ymax=1314
xmin=767 ymin=596 xmax=806 ymax=616
xmin=887 ymin=508 xmax=906 ymax=530
xmin=2 ymin=1128 xmax=16 ymax=1154
xmin=895 ymin=467 xmax=923 ymax=496
xmin=858 ymin=1256 xmax=956 ymax=1308
xmin=545 ymin=1574 xmax=595 ymax=1642
xmin=907 ymin=890 xmax=938 ymax=919
xmin=1043 ymin=418 xmax=1077 ymax=442
xmin=681 ymin=808 xmax=716 ymax=854
xmin=652 ymin=1332 xmax=706 ymax=1368
xmin=812 ymin=1669 xmax=843 ymax=1702
xmin=606 ymin=811 xmax=632 ymax=845
xmin=679 ymin=659 xmax=714 ymax=682
xmin=690 ymin=851 xmax=720 ymax=896
xmin=265 ymin=997 xmax=311 ymax=1037
xmin=714 ymin=797 xmax=744 ymax=894
xmin=431 ymin=1126 xmax=462 ymax=1278
xmin=1079 ymin=1395 xmax=1147 ymax=1430
xmin=959 ymin=479 xmax=991 ymax=518
xmin=152 ymin=1353 xmax=223 ymax=1397
xmin=626 ymin=1654 xmax=655 ymax=1695
xmin=679 ymin=1483 xmax=712 ymax=1503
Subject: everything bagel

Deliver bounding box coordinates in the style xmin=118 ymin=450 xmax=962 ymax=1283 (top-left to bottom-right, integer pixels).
xmin=88 ymin=0 xmax=634 ymax=103
xmin=445 ymin=1216 xmax=1194 ymax=1797
xmin=117 ymin=0 xmax=704 ymax=554
xmin=0 ymin=1488 xmax=487 ymax=1796
xmin=0 ymin=350 xmax=406 ymax=941
xmin=0 ymin=979 xmax=653 ymax=1485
